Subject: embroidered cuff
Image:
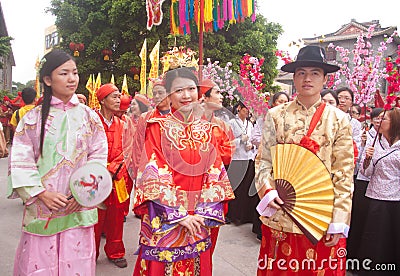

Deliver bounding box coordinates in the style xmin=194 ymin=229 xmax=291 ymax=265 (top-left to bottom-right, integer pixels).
xmin=256 ymin=189 xmax=279 ymax=217
xmin=15 ymin=186 xmax=46 ymax=206
xmin=327 ymin=222 xmax=349 ymax=238
xmin=195 ymin=202 xmax=225 ymax=226
xmin=148 ymin=201 xmax=188 ymax=233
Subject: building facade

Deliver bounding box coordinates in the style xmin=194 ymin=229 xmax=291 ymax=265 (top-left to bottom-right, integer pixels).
xmin=0 ymin=3 xmax=15 ymax=94
xmin=44 ymin=24 xmax=60 ymax=54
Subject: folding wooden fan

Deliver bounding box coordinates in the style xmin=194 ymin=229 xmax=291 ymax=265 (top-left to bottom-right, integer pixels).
xmin=271 ymin=143 xmax=334 ymax=245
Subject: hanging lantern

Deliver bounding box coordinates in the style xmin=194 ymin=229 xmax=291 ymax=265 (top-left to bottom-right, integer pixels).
xmin=102 ymin=49 xmax=112 ymax=61
xmin=69 ymin=42 xmax=77 ymax=56
xmin=77 ymin=43 xmax=85 ymax=52
xmin=130 ymin=66 xmax=140 ymax=80
xmin=69 ymin=42 xmax=85 ymax=57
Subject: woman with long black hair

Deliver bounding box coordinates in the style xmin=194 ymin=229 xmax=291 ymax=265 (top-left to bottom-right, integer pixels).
xmin=8 ymin=49 xmax=108 ymax=275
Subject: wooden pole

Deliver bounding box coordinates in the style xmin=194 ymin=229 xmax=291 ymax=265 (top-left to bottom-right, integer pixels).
xmin=199 ymin=0 xmax=204 ymax=80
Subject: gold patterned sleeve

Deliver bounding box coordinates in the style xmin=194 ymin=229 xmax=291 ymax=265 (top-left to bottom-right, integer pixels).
xmin=330 ymin=115 xmax=354 ymax=227
xmin=255 ymin=112 xmax=277 ymax=198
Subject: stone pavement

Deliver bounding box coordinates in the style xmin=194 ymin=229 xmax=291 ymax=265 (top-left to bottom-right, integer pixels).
xmin=0 ymin=155 xmax=260 ymax=275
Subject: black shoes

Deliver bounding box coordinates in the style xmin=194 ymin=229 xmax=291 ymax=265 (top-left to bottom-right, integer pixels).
xmin=109 ymin=257 xmax=128 ymax=268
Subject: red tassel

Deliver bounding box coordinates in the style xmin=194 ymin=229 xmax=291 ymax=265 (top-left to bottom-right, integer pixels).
xmin=44 ymin=214 xmax=53 ymax=229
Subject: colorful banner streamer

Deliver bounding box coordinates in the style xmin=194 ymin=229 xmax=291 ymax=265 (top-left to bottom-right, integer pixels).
xmin=34 ymin=56 xmax=41 ymax=99
xmin=146 ymin=0 xmax=166 ymax=30
xmin=170 ymin=0 xmax=256 ymax=35
xmin=92 ymin=73 xmax=101 ymax=110
xmin=121 ymin=74 xmax=129 ymax=95
xmin=148 ymin=40 xmax=160 ymax=98
xmin=86 ymin=74 xmax=94 ymax=108
xmin=139 ymin=39 xmax=147 ymax=95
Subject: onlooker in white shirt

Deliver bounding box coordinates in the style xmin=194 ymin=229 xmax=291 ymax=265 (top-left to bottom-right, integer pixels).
xmin=227 ymin=101 xmax=258 ymax=225
xmin=358 ymin=107 xmax=400 ymax=273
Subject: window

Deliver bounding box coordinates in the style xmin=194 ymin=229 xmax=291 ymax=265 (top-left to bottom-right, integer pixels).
xmin=45 ymin=31 xmax=60 ymax=49
xmin=51 ymin=32 xmax=59 ymax=46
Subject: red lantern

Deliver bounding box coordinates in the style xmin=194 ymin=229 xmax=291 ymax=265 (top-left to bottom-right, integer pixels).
xmin=102 ymin=49 xmax=112 ymax=61
xmin=77 ymin=43 xmax=85 ymax=52
xmin=69 ymin=42 xmax=84 ymax=57
xmin=69 ymin=42 xmax=75 ymax=51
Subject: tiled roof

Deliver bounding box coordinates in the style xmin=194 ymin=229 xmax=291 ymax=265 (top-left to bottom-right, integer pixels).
xmin=302 ymin=20 xmax=397 ymax=44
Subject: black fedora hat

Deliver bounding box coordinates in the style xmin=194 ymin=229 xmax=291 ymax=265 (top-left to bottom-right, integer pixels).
xmin=281 ymin=45 xmax=339 ymax=73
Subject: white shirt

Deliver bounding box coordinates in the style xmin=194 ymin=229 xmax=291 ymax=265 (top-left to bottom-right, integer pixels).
xmin=356 ymin=127 xmax=389 ymax=181
xmin=229 ymin=116 xmax=254 ymax=160
xmin=98 ymin=112 xmax=114 ymax=128
xmin=250 ymin=116 xmax=264 ymax=160
xmin=350 ymin=116 xmax=362 ymax=152
xmin=361 ymin=140 xmax=400 ymax=201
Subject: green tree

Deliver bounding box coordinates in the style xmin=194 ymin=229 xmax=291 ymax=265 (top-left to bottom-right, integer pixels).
xmin=25 ymin=80 xmax=36 ymax=90
xmin=12 ymin=81 xmax=25 ymax=93
xmin=0 ymin=36 xmax=13 ymax=69
xmin=48 ymin=0 xmax=282 ymax=94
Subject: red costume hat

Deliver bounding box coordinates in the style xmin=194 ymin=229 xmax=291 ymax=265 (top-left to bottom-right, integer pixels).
xmin=97 ymin=83 xmax=119 ymax=102
xmin=150 ymin=77 xmax=165 ymax=87
xmin=120 ymin=94 xmax=131 ymax=111
xmin=134 ymin=94 xmax=150 ymax=107
xmin=198 ymin=79 xmax=215 ymax=97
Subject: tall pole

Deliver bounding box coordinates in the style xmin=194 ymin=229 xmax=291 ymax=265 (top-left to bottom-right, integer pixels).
xmin=199 ymin=0 xmax=204 ymax=80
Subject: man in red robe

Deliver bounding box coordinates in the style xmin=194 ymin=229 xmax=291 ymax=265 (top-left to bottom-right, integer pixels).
xmin=94 ymin=83 xmax=133 ymax=268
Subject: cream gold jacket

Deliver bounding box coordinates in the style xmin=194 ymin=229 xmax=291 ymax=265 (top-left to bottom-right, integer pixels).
xmin=255 ymin=98 xmax=354 ymax=236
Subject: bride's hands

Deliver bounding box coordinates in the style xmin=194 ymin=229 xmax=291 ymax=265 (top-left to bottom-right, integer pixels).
xmin=178 ymin=215 xmax=205 ymax=236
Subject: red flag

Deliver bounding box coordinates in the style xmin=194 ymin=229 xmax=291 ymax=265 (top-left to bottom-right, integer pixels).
xmin=374 ymin=89 xmax=385 ymax=108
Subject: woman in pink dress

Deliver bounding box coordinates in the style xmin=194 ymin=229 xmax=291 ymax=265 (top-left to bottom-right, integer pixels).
xmin=8 ymin=49 xmax=108 ymax=276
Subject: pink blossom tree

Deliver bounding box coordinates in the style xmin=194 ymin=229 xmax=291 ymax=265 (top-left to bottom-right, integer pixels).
xmin=202 ymin=55 xmax=270 ymax=117
xmin=328 ymin=25 xmax=398 ymax=106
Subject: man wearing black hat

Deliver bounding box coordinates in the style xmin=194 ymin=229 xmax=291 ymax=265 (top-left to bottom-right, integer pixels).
xmin=255 ymin=45 xmax=354 ymax=275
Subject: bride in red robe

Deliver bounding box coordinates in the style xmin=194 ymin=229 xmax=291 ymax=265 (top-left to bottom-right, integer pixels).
xmin=132 ymin=67 xmax=234 ymax=276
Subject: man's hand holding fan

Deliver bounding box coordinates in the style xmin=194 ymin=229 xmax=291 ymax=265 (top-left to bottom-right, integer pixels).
xmin=257 ymin=144 xmax=335 ymax=245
